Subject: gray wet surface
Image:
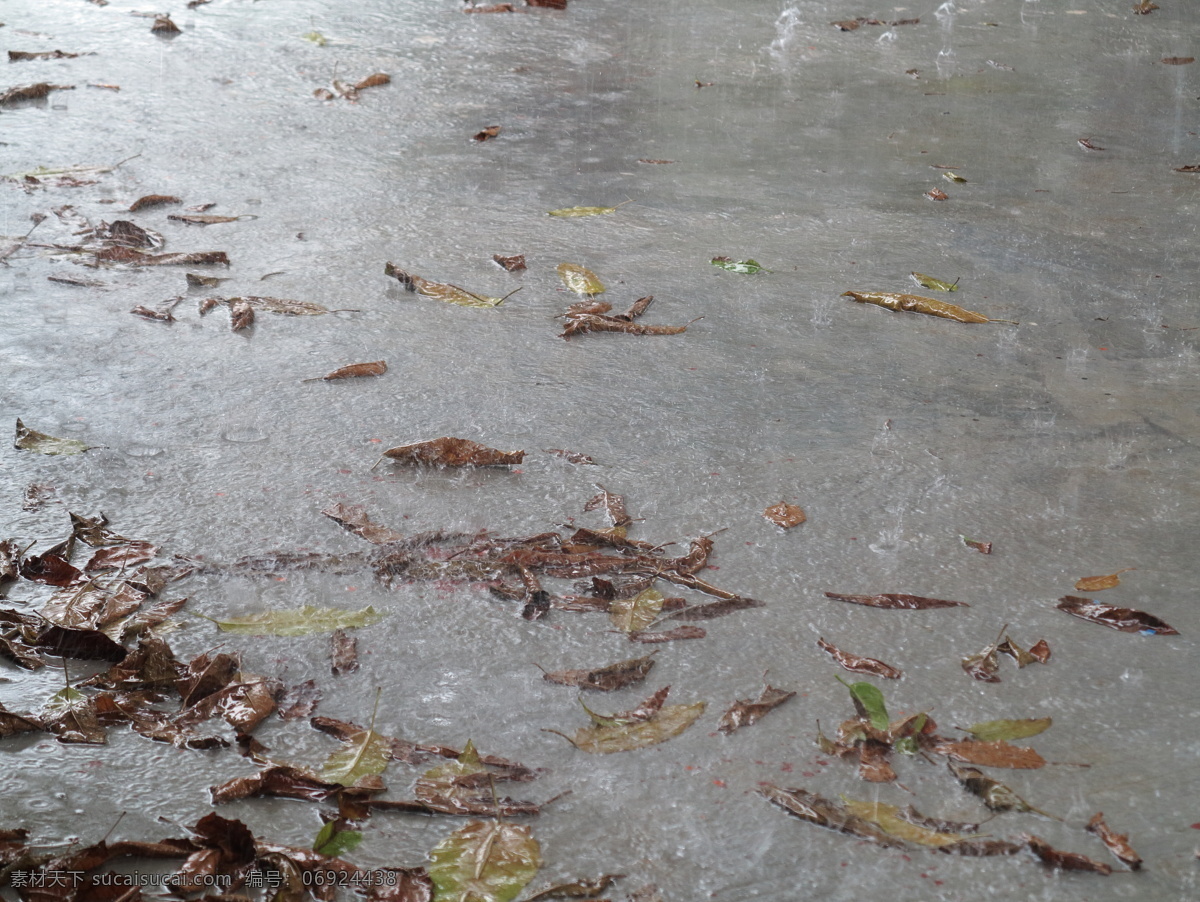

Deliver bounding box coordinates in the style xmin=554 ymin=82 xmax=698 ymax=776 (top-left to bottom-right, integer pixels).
xmin=2 ymin=0 xmax=1199 ymax=898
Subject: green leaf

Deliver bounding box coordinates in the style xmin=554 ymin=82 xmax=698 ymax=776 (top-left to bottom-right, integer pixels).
xmin=963 ymin=717 xmax=1052 ymax=743
xmin=556 ymin=263 xmax=605 ymax=297
xmin=837 ymin=676 xmax=889 ymax=730
xmin=560 ymin=700 xmax=705 ymax=754
xmin=841 ymin=799 xmax=972 ymax=847
xmin=710 ymin=257 xmax=770 ymax=274
xmin=320 ymin=727 xmax=390 ymax=786
xmin=547 ymin=201 xmax=631 ymax=217
xmin=910 ymin=272 xmax=960 ymax=292
xmin=302 ymin=30 xmax=328 ymax=46
xmin=312 ymin=821 xmax=363 ymax=857
xmin=608 ymin=588 xmax=663 ymax=633
xmin=199 ymin=604 xmax=385 ymax=636
xmin=942 ymin=172 xmax=968 ymax=183
xmin=428 ymin=820 xmax=541 ymax=902
xmin=15 ymin=419 xmax=90 ymax=456
xmin=43 ymin=686 xmax=88 ymax=716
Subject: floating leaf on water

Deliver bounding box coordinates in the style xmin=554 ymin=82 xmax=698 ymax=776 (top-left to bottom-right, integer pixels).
xmin=911 ymin=272 xmax=959 ymax=291
xmin=151 ymin=14 xmax=180 ymax=33
xmin=330 ymin=629 xmax=359 ymax=676
xmin=842 ymin=291 xmax=1016 ymax=324
xmin=277 ymin=679 xmax=321 ymax=721
xmin=1174 ymin=164 xmax=1200 ymax=173
xmin=229 ymin=299 xmax=254 ymax=331
xmin=550 ymin=687 xmax=704 ymax=754
xmin=925 ymin=187 xmax=949 ymax=201
xmin=662 ymin=595 xmax=763 ymax=622
xmin=428 ymin=821 xmax=540 ymax=902
xmin=710 ymin=257 xmax=770 ymax=274
xmin=167 ymin=213 xmax=243 ymax=225
xmin=933 ymin=739 xmax=1046 ymax=769
xmin=95 ymin=247 xmax=230 ymax=266
xmin=963 ymin=717 xmax=1052 ymax=743
xmin=1161 ymin=56 xmax=1195 ymax=65
xmin=961 ymin=535 xmax=992 ymax=554
xmin=559 ymin=313 xmax=693 ymax=340
xmin=1074 ymin=568 xmax=1135 ymax=592
xmin=817 ymin=638 xmax=902 ymax=679
xmin=376 ymin=437 xmax=524 ymax=468
xmin=942 ymin=172 xmax=968 ymax=183
xmin=584 ymin=484 xmax=632 ymax=527
xmin=543 ymin=448 xmax=594 ymax=464
xmin=837 ymin=676 xmax=889 ymax=731
xmin=14 ymin=419 xmax=90 ymax=456
xmin=831 ymin=19 xmax=862 ymax=31
xmin=1024 ymin=835 xmax=1112 ymax=874
xmin=322 ymin=502 xmax=405 ymax=544
xmin=1086 ymin=813 xmax=1142 ymax=870
xmin=473 ymin=125 xmax=501 ymax=142
xmin=763 ymin=501 xmax=805 ymax=528
xmin=1078 ymin=137 xmax=1105 ymax=151
xmin=1132 ymin=0 xmax=1158 ymax=12
xmin=609 ymin=588 xmax=664 ymax=633
xmin=758 ymin=785 xmax=904 ymax=847
xmin=1056 ymin=596 xmax=1178 ymax=635
xmin=717 ymin=684 xmax=795 ymax=734
xmin=527 ymin=0 xmax=567 ymax=7
xmin=464 ymin=4 xmax=517 ymax=12
xmin=824 ymin=591 xmax=968 ymax=610
xmin=43 ymin=686 xmax=105 ymax=744
xmin=302 ymin=30 xmax=328 ymax=45
xmin=628 ymin=625 xmax=706 ymax=643
xmin=312 ymin=820 xmax=362 ymax=857
xmin=896 ymin=806 xmax=984 ymax=836
xmin=304 ymin=360 xmax=387 ymax=383
xmin=947 ymin=760 xmax=1047 ymax=815
xmin=841 ymin=799 xmax=972 ymax=847
xmin=198 ymin=604 xmax=385 ymax=637
xmin=556 ymin=263 xmax=605 ymax=296
xmin=547 ymin=200 xmax=631 ymax=217
xmin=962 ymin=644 xmax=1001 ymax=683
xmin=384 ymin=263 xmax=515 ymax=307
xmin=0 ymin=82 xmax=74 ymax=105
xmin=539 ymin=653 xmax=656 ymax=691
xmin=321 ymin=726 xmax=390 ymax=786
xmin=493 ymin=253 xmax=526 ymax=271
xmin=355 ymin=73 xmax=391 ymax=89
xmin=8 ymin=50 xmax=84 ymax=62
xmin=524 ymin=874 xmax=625 ymax=901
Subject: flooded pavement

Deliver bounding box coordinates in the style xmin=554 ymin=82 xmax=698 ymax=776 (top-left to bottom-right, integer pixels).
xmin=2 ymin=0 xmax=1199 ymax=899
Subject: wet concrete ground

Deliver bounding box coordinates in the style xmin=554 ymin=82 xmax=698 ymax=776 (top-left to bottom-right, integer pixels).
xmin=2 ymin=0 xmax=1199 ymax=899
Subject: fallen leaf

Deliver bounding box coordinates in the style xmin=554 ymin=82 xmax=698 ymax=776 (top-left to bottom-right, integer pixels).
xmin=547 ymin=201 xmax=631 ymax=217
xmin=842 ymin=291 xmax=1016 ymax=324
xmin=385 ymin=263 xmax=516 ymax=307
xmin=493 ymin=253 xmax=526 ymax=271
xmin=312 ymin=820 xmax=363 ymax=858
xmin=710 ymin=257 xmax=770 ymax=274
xmin=543 ymin=448 xmax=594 ymax=464
xmin=1056 ymin=596 xmax=1178 ymax=635
xmin=539 ymin=653 xmax=655 ymax=691
xmin=302 ymin=30 xmax=329 ymax=45
xmin=277 ymin=680 xmax=321 ymax=720
xmin=377 ymin=437 xmax=524 ymax=468
xmin=330 ymin=629 xmax=359 ymax=675
xmin=186 ymin=272 xmax=224 ymax=287
xmin=356 ymin=73 xmax=391 ymax=89
xmin=464 ymin=4 xmax=516 ymax=12
xmin=428 ymin=821 xmax=541 ymax=902
xmin=911 ymin=272 xmax=959 ymax=291
xmin=559 ymin=313 xmax=692 ymax=339
xmin=130 ymin=304 xmax=175 ymax=322
xmin=229 ymin=299 xmax=254 ymax=331
xmin=717 ymin=684 xmax=795 ymax=734
xmin=167 ymin=213 xmax=242 ymax=224
xmin=321 ymin=725 xmax=390 ymax=786
xmin=817 ymin=638 xmax=902 ymax=679
xmin=211 ymin=764 xmax=369 ymax=804
xmin=234 ymin=296 xmax=335 ymax=315
xmin=896 ymin=806 xmax=984 ymax=836
xmin=609 ymin=588 xmax=664 ymax=633
xmin=43 ymin=686 xmax=106 ymax=744
xmin=8 ymin=50 xmax=84 ymax=61
xmin=556 ymin=263 xmax=605 ymax=296
xmin=963 ymin=717 xmax=1052 ymax=743
xmin=20 ymin=551 xmax=84 ymax=587
xmin=94 ymin=247 xmax=229 ymax=266
xmin=661 ymin=596 xmax=764 ymax=621
xmin=841 ymin=799 xmax=972 ymax=847
xmin=824 ymin=591 xmax=968 ymax=610
xmin=638 ymin=158 xmax=676 ymax=164
xmin=1024 ymin=835 xmax=1112 ymax=874
xmin=764 ymin=501 xmax=806 ymax=528
xmin=925 ymin=187 xmax=949 ymax=201
xmin=939 ymin=838 xmax=1027 ymax=857
xmin=14 ymin=418 xmax=89 ymax=455
xmin=0 ymin=82 xmax=74 ymax=105
xmin=839 ymin=678 xmax=889 ymax=731
xmin=758 ymin=785 xmax=904 ymax=847
xmin=473 ymin=126 xmax=501 ymax=141
xmin=1086 ymin=813 xmax=1142 ymax=870
xmin=199 ymin=604 xmax=385 ymax=636
xmin=304 ymin=360 xmax=387 ymax=382
xmin=1161 ymin=57 xmax=1195 ymax=65
xmin=627 ymin=625 xmax=706 ymax=643
xmin=962 ymin=632 xmax=1002 ymax=683
xmin=526 ymin=0 xmax=567 ymax=6
xmin=322 ymin=503 xmax=405 ymax=544
xmin=551 ymin=688 xmax=704 ymax=754
xmin=1174 ymin=164 xmax=1200 ymax=173
xmin=961 ymin=535 xmax=992 ymax=554
xmin=584 ymin=484 xmax=632 ymax=526
xmin=1028 ymin=639 xmax=1051 ymax=662
xmin=1132 ymin=0 xmax=1158 ymax=12
xmin=1078 ymin=137 xmax=1105 ymax=151
xmin=948 ymin=761 xmax=1045 ymax=815
xmin=1074 ymin=568 xmax=1135 ymax=592
xmin=151 ymin=15 xmax=180 ymax=33
xmin=524 ymin=874 xmax=624 ymax=901
xmin=932 ymin=739 xmax=1046 ymax=769
xmin=831 ymin=20 xmax=862 ymax=31
xmin=85 ymin=541 xmax=158 ymax=572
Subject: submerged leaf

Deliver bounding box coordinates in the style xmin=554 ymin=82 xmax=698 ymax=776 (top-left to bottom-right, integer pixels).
xmin=305 ymin=360 xmax=387 ymax=382
xmin=710 ymin=257 xmax=769 ymax=274
xmin=948 ymin=760 xmax=1045 ymax=815
xmin=524 ymin=874 xmax=624 ymax=901
xmin=932 ymin=739 xmax=1046 ymax=769
xmin=1056 ymin=596 xmax=1177 ymax=635
xmin=841 ymin=799 xmax=972 ymax=847
xmin=817 ymin=638 xmax=901 ymax=679
xmin=609 ymin=588 xmax=664 ymax=633
xmin=554 ymin=688 xmax=703 ymax=754
xmin=14 ymin=419 xmax=90 ymax=456
xmin=378 ymin=437 xmax=524 ymax=468
xmin=963 ymin=717 xmax=1052 ymax=743
xmin=313 ymin=820 xmax=363 ymax=857
xmin=1086 ymin=813 xmax=1142 ymax=870
xmin=911 ymin=272 xmax=959 ymax=291
xmin=824 ymin=591 xmax=967 ymax=610
xmin=842 ymin=291 xmax=1015 ymax=324
xmin=321 ymin=727 xmax=390 ymax=785
xmin=717 ymin=684 xmax=795 ymax=734
xmin=200 ymin=604 xmax=385 ymax=636
xmin=1074 ymin=568 xmax=1135 ymax=592
xmin=559 ymin=313 xmax=692 ymax=340
xmin=493 ymin=254 xmax=526 ymax=271
xmin=547 ymin=201 xmax=630 ymax=217
xmin=384 ymin=263 xmax=514 ymax=308
xmin=556 ymin=263 xmax=605 ymax=296
xmin=763 ymin=501 xmax=806 ymax=528
xmin=539 ymin=654 xmax=656 ymax=691
xmin=322 ymin=503 xmax=405 ymax=545
xmin=759 ymin=785 xmax=904 ymax=847
xmin=1025 ymin=835 xmax=1112 ymax=874
xmin=428 ymin=821 xmax=540 ymax=902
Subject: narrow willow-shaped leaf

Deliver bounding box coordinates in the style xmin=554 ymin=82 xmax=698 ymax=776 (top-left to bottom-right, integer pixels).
xmin=385 ymin=263 xmax=515 ymax=308
xmin=320 ymin=727 xmax=390 ymax=786
xmin=910 ymin=272 xmax=959 ymax=291
xmin=428 ymin=821 xmax=541 ymax=902
xmin=547 ymin=200 xmax=631 ymax=217
xmin=14 ymin=419 xmax=90 ymax=456
xmin=963 ymin=717 xmax=1052 ymax=743
xmin=609 ymin=588 xmax=664 ymax=633
xmin=841 ymin=799 xmax=972 ymax=847
xmin=842 ymin=291 xmax=1016 ymax=324
xmin=556 ymin=263 xmax=605 ymax=296
xmin=199 ymin=604 xmax=384 ymax=637
xmin=1056 ymin=596 xmax=1178 ymax=635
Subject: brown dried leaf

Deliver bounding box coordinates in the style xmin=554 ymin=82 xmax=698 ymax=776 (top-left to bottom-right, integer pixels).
xmin=717 ymin=684 xmax=795 ymax=734
xmin=925 ymin=187 xmax=949 ymax=201
xmin=131 ymin=304 xmax=175 ymax=322
xmin=330 ymin=629 xmax=359 ymax=675
xmin=559 ymin=313 xmax=691 ymax=339
xmin=322 ymin=503 xmax=405 ymax=544
xmin=962 ymin=537 xmax=992 ymax=554
xmin=277 ymin=680 xmax=321 ymax=720
xmin=824 ymin=591 xmax=967 ymax=609
xmin=1024 ymin=835 xmax=1112 ymax=874
xmin=1056 ymin=595 xmax=1177 ymax=635
xmin=662 ymin=596 xmax=764 ymax=621
xmin=229 ymin=299 xmax=254 ymax=331
xmin=8 ymin=50 xmax=84 ymax=61
xmin=305 ymin=360 xmax=387 ymax=382
xmin=20 ymin=552 xmax=85 ymax=587
xmin=1132 ymin=0 xmax=1158 ymax=12
xmin=858 ymin=740 xmax=897 ymax=782
xmin=355 ymin=73 xmax=391 ymax=89
xmin=1175 ymin=164 xmax=1200 ymax=173
xmin=0 ymin=82 xmax=74 ymax=105
xmin=932 ymin=739 xmax=1046 ymax=769
xmin=473 ymin=125 xmax=501 ymax=141
xmin=539 ymin=653 xmax=655 ymax=691
xmin=1086 ymin=813 xmax=1142 ymax=870
xmin=1162 ymin=56 xmax=1195 ymax=65
xmin=151 ymin=15 xmax=181 ymax=33
xmin=758 ymin=784 xmax=904 ymax=847
xmin=526 ymin=0 xmax=567 ymax=7
xmin=1078 ymin=137 xmax=1105 ymax=151
xmin=817 ymin=638 xmax=902 ymax=679
xmin=211 ymin=765 xmax=372 ymax=804
xmin=129 ymin=194 xmax=182 ymax=212
xmin=638 ymin=158 xmax=676 ymax=164
xmin=33 ymin=623 xmax=127 ymax=661
xmin=523 ymin=874 xmax=624 ymax=901
xmin=168 ymin=213 xmax=242 ymax=225
xmin=1074 ymin=568 xmax=1134 ymax=592
xmin=627 ymin=625 xmax=706 ymax=643
xmin=493 ymin=253 xmax=526 ymax=271
xmin=1028 ymin=638 xmax=1051 ymax=663
xmin=543 ymin=448 xmax=595 ymax=464
xmin=379 ymin=436 xmax=524 ymax=467
xmin=95 ymin=247 xmax=229 ymax=266
xmin=764 ymin=501 xmax=806 ymax=528
xmin=85 ymin=541 xmax=158 ymax=572
xmin=465 ymin=3 xmax=516 ymax=12
xmin=584 ymin=484 xmax=632 ymax=527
